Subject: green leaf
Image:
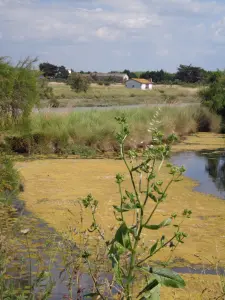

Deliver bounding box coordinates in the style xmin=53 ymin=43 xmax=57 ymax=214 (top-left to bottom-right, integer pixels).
xmin=150 ymin=240 xmax=158 ymax=256
xmin=114 ymin=263 xmax=123 ymax=286
xmin=108 ymin=242 xmax=127 ymax=267
xmin=153 ymin=184 xmax=163 ymax=195
xmin=125 ymin=190 xmax=136 ymax=203
xmin=150 ymin=268 xmax=185 ymax=288
xmin=160 ymin=235 xmax=165 ymax=247
xmin=148 ymin=192 xmax=158 ymax=202
xmin=144 ymin=218 xmax=172 ymax=230
xmin=138 ymin=279 xmax=159 ymax=297
xmin=113 ymin=203 xmax=141 ymax=213
xmin=115 ymin=222 xmax=132 ymax=251
xmin=140 ymin=283 xmax=161 ymax=300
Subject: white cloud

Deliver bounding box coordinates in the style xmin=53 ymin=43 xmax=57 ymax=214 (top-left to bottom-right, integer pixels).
xmin=1 ymin=0 xmax=225 ymax=71
xmin=120 ymin=15 xmax=162 ymax=29
xmin=97 ymin=0 xmax=147 ymax=12
xmin=96 ymin=26 xmax=120 ymax=40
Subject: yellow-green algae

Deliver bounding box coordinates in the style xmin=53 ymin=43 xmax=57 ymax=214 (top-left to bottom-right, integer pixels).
xmin=173 ymin=132 xmax=225 ymax=152
xmin=16 ymin=133 xmax=225 ymax=299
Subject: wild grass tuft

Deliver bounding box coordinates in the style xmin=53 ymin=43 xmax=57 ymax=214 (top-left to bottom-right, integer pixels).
xmin=1 ymin=106 xmax=221 ymax=154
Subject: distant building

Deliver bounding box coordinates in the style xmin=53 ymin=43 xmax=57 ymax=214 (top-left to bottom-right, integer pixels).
xmin=67 ymin=69 xmax=72 ymax=74
xmin=125 ymin=78 xmax=153 ymax=90
xmin=92 ymin=72 xmax=129 ymax=83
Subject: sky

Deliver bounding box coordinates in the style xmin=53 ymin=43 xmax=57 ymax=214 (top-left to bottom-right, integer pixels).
xmin=1 ymin=0 xmax=225 ymax=72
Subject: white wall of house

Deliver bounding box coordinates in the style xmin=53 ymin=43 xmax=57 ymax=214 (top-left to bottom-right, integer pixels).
xmin=126 ymin=80 xmax=142 ymax=89
xmin=126 ymin=80 xmax=153 ymax=90
xmin=123 ymin=74 xmax=129 ymax=81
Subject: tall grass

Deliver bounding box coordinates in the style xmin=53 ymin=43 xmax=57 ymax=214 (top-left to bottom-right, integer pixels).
xmin=2 ymin=106 xmax=221 ymax=154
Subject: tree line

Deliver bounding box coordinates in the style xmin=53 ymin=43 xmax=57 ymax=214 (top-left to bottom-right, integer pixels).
xmin=39 ymin=62 xmax=224 ymax=85
xmin=1 ymin=57 xmax=225 ymax=125
xmin=131 ymin=65 xmax=223 ymax=85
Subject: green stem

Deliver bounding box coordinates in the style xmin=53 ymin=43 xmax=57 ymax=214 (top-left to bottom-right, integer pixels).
xmin=118 ymin=182 xmax=124 ymax=222
xmin=137 ymin=234 xmax=176 ymax=266
xmin=144 ymin=177 xmax=174 ymax=226
xmin=87 ymin=259 xmax=106 ymax=300
xmin=143 ymin=159 xmax=156 ymax=208
xmin=121 ymin=140 xmax=141 ymax=236
xmin=25 ymin=235 xmax=32 ymax=295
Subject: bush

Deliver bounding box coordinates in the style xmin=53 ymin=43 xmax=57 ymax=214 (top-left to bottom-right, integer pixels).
xmin=0 ymin=156 xmax=20 ymax=205
xmin=70 ymin=144 xmax=96 ymax=157
xmin=49 ymin=98 xmax=60 ymax=108
xmin=0 ymin=57 xmax=39 ymax=121
xmin=38 ymin=78 xmax=55 ymax=100
xmin=67 ymin=73 xmax=90 ymax=93
xmin=199 ymin=79 xmax=225 ymax=117
xmin=196 ymin=107 xmax=221 ymax=132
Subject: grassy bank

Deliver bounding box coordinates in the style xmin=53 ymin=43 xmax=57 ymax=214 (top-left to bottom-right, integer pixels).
xmin=45 ymin=83 xmax=200 ymax=107
xmin=1 ymin=106 xmax=221 ymax=155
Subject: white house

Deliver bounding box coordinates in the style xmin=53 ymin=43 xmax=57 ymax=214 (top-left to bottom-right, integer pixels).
xmin=125 ymin=78 xmax=153 ymax=90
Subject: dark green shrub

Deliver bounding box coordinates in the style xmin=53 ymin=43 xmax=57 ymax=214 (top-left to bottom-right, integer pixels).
xmin=70 ymin=145 xmax=96 ymax=157
xmin=0 ymin=156 xmax=20 ymax=205
xmin=49 ymin=97 xmax=60 ymax=108
xmin=67 ymin=73 xmax=90 ymax=93
xmin=199 ymin=81 xmax=225 ymax=117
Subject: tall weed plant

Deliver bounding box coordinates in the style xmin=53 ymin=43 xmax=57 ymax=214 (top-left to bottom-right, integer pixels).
xmin=81 ymin=115 xmax=192 ymax=299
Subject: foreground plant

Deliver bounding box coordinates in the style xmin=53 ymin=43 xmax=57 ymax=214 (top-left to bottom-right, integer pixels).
xmin=82 ymin=115 xmax=192 ymax=299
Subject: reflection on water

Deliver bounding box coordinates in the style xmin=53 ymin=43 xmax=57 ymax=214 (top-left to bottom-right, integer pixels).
xmin=171 ymin=150 xmax=225 ymax=199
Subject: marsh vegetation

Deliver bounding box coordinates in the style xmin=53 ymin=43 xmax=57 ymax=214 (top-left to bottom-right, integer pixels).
xmin=1 ymin=58 xmax=225 ymax=299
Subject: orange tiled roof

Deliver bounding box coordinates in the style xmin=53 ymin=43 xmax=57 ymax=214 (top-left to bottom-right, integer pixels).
xmin=131 ymin=78 xmax=152 ymax=84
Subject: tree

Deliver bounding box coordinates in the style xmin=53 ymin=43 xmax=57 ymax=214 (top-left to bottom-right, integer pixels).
xmin=176 ymin=64 xmax=206 ymax=83
xmin=39 ymin=62 xmax=58 ymax=78
xmin=123 ymin=69 xmax=131 ymax=77
xmin=56 ymin=65 xmax=69 ymax=79
xmin=0 ymin=57 xmax=39 ymax=121
xmin=123 ymin=69 xmax=137 ymax=79
xmin=67 ymin=73 xmax=90 ymax=93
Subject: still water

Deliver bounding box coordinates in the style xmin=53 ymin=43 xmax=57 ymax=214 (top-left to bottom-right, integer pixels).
xmin=171 ymin=150 xmax=225 ymax=200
